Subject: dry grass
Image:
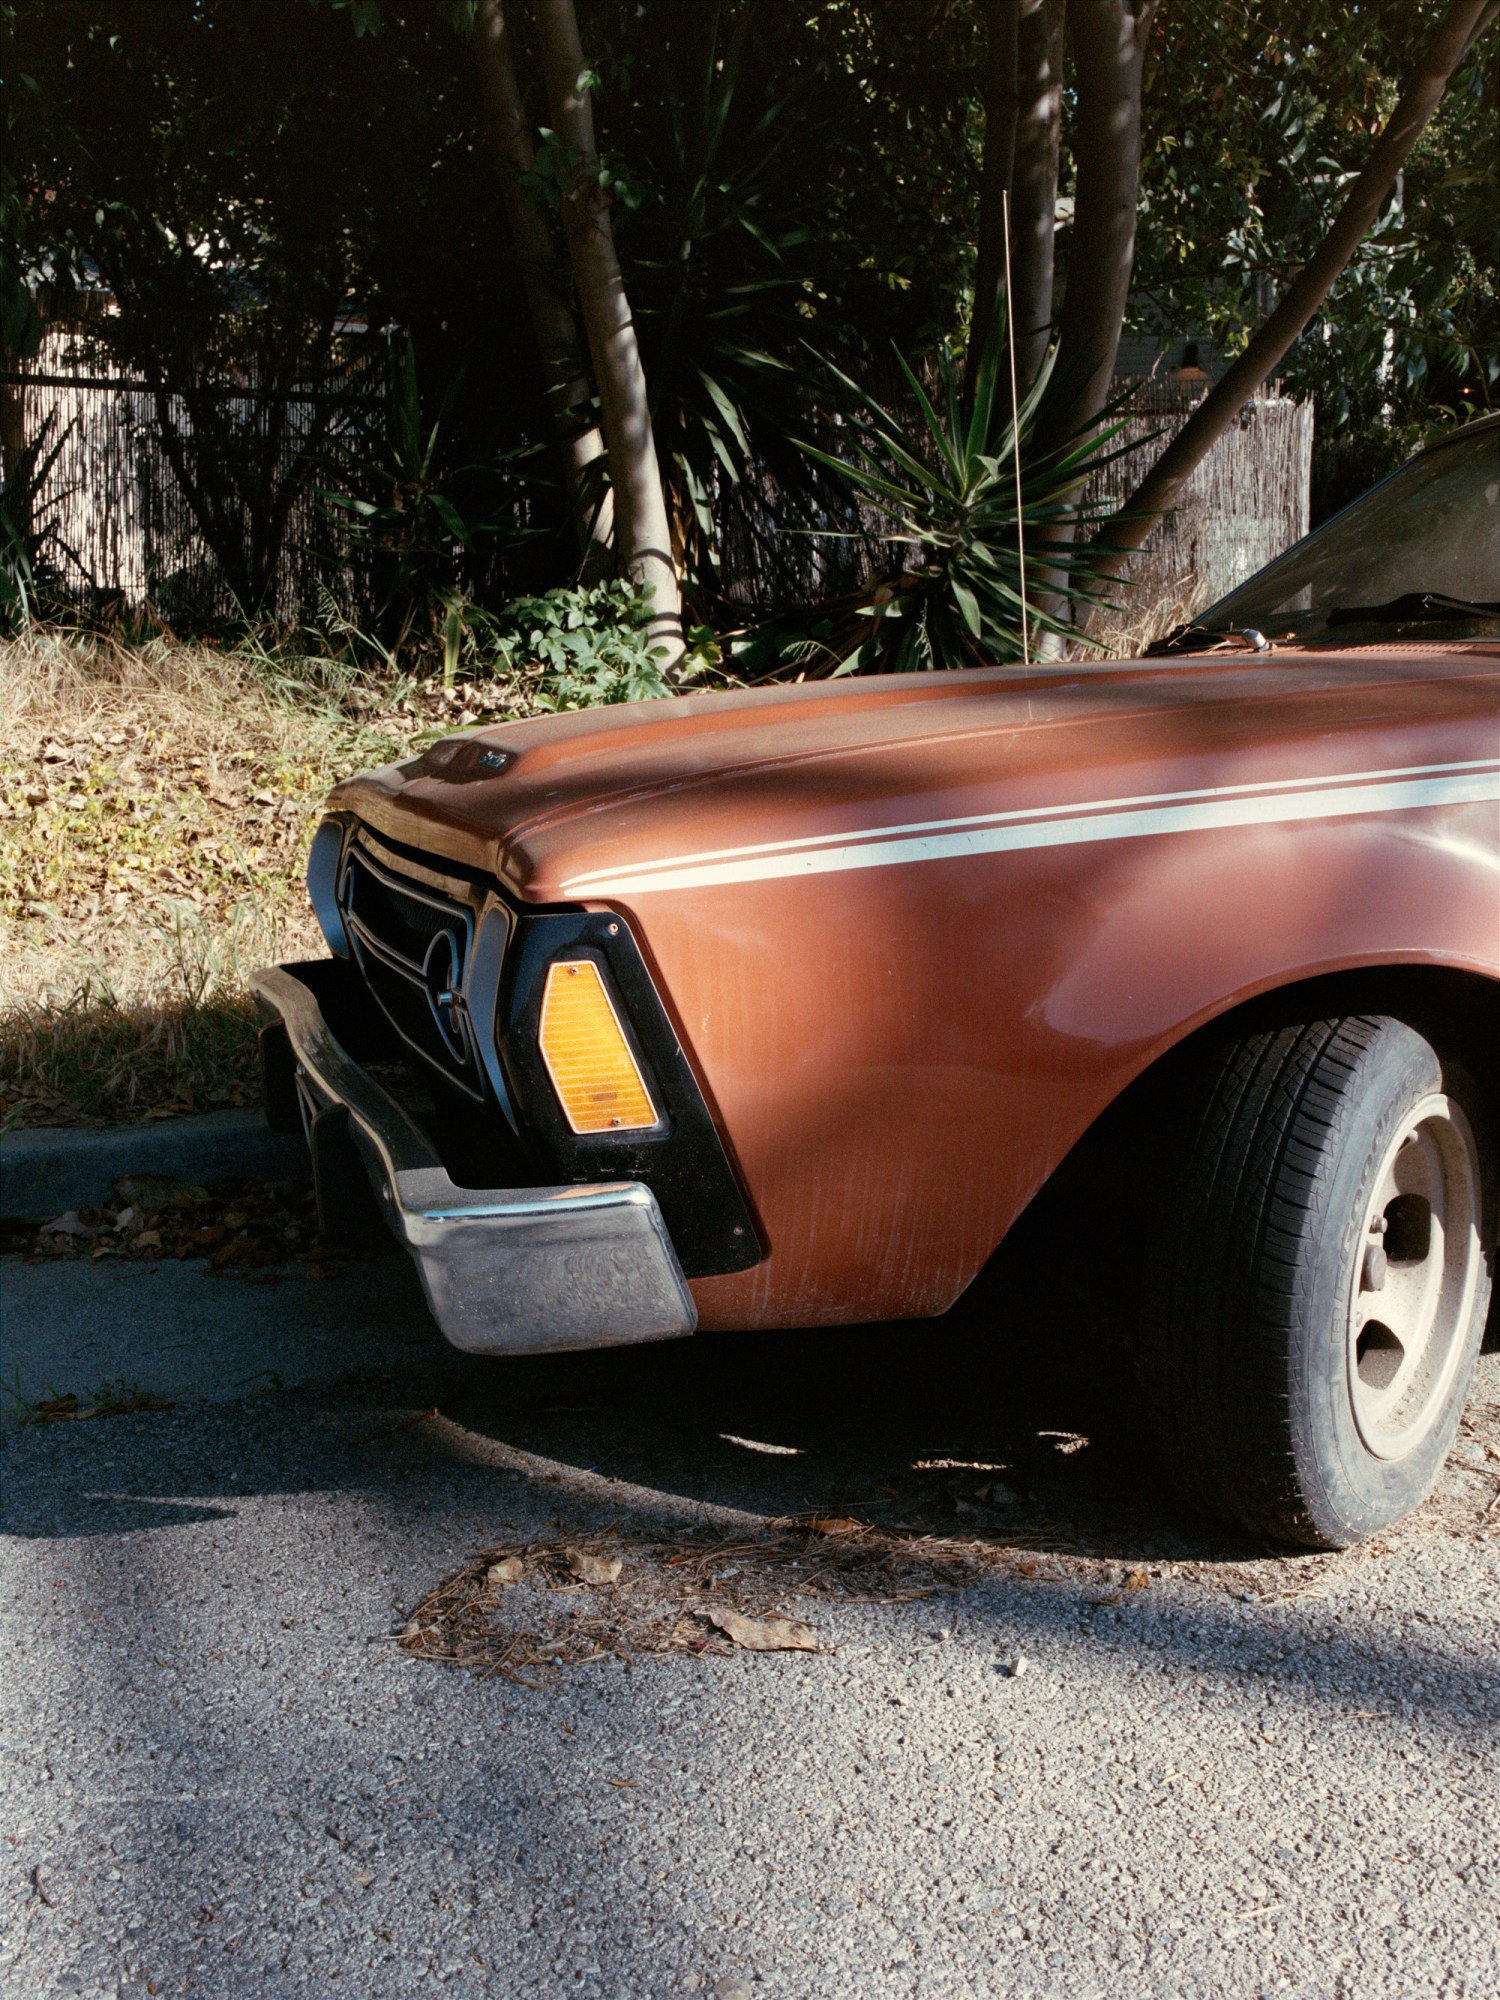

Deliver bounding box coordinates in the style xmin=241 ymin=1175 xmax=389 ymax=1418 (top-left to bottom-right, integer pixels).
xmin=1072 ymin=569 xmax=1215 ymax=660
xmin=0 ymin=630 xmax=517 ymax=1128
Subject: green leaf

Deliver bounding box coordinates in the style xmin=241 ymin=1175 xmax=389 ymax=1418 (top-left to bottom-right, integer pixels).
xmin=893 ymin=347 xmax=963 ymax=485
xmin=772 ymin=329 xmax=1141 ymax=677
xmin=695 ymin=369 xmax=752 ymax=458
xmin=429 ymin=493 xmax=472 ymax=549
xmin=951 ymin=577 xmax=982 ymax=637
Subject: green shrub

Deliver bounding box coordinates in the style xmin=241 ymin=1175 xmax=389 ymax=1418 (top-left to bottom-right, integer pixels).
xmin=481 ymin=580 xmax=674 ymax=710
xmin=318 ymin=336 xmax=536 ymax=676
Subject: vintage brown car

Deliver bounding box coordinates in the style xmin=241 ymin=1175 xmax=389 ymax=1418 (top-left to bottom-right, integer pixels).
xmin=254 ymin=415 xmax=1500 ymax=1551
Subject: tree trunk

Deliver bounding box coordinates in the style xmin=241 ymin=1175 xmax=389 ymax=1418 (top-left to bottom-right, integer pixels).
xmin=1024 ymin=0 xmax=1151 ymax=652
xmin=470 ymin=0 xmax=612 ymax=572
xmin=531 ymin=0 xmax=684 ymax=668
xmin=966 ymin=0 xmax=1020 ymax=399
xmin=967 ymin=0 xmax=1063 ymax=407
xmin=1045 ymin=0 xmax=1156 ymax=447
xmin=1010 ymin=0 xmax=1065 ymax=398
xmin=1091 ymin=0 xmax=1498 ymax=579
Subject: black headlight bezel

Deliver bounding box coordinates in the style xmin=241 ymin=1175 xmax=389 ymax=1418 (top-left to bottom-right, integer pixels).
xmin=311 ymin=815 xmax=761 ymax=1279
xmin=495 ymin=905 xmax=761 ymax=1278
xmin=306 ymin=816 xmax=352 ymax=958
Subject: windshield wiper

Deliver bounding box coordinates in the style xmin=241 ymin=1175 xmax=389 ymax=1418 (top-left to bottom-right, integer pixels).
xmin=1144 ymin=589 xmax=1500 ymax=658
xmin=1324 ymin=591 xmax=1500 ymax=628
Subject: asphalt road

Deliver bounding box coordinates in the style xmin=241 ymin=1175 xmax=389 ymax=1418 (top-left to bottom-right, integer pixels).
xmin=3 ymin=1237 xmax=1498 ymax=2000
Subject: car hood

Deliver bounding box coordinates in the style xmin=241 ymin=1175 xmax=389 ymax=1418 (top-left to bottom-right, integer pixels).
xmin=329 ymin=644 xmax=1500 ymax=905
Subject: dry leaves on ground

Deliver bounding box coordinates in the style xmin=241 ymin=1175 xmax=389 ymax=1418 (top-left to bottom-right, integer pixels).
xmin=566 ymin=1549 xmax=624 ymax=1586
xmin=396 ymin=1517 xmax=1034 ymax=1682
xmin=13 ymin=1382 xmax=176 ymax=1425
xmin=2 ymin=1174 xmax=365 ymax=1281
xmin=705 ymin=1608 xmax=818 ymax=1652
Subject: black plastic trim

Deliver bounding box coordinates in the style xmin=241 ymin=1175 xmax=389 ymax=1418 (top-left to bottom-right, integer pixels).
xmin=259 ymin=1020 xmax=303 ymax=1135
xmin=306 ymin=816 xmax=763 ymax=1280
xmin=497 ymin=908 xmax=763 ymax=1279
xmin=338 ymin=842 xmax=487 ymax=1105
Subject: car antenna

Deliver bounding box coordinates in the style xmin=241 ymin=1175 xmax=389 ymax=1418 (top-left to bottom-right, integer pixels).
xmin=1002 ymin=186 xmax=1030 ymax=668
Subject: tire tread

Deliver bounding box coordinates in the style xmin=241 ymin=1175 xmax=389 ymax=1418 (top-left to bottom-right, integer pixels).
xmin=1142 ymin=1015 xmax=1417 ymax=1546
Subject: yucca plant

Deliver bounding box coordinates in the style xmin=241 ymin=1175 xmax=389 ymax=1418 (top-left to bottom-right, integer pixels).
xmin=792 ymin=317 xmax=1142 ymax=672
xmin=318 ymin=336 xmax=536 ymax=676
xmin=0 ymin=411 xmax=79 ymax=633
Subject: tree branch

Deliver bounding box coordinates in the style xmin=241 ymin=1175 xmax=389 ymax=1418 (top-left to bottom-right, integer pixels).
xmin=1010 ymin=0 xmax=1065 ymax=396
xmin=967 ymin=0 xmax=1063 ymax=407
xmin=966 ymin=0 xmax=1019 ymax=398
xmin=1091 ymin=0 xmax=1499 ymax=578
xmin=532 ymin=0 xmax=683 ymax=664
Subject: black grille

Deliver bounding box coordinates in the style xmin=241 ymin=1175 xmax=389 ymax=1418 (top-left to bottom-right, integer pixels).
xmin=339 ymin=846 xmax=484 ymax=1100
xmin=344 ymin=854 xmax=456 ymax=963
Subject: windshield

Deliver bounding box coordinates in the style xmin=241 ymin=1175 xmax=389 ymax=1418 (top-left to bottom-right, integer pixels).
xmin=1190 ymin=420 xmax=1500 ymax=647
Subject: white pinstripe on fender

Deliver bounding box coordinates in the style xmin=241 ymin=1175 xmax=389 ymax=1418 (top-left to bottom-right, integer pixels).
xmin=559 ymin=757 xmax=1500 ymax=898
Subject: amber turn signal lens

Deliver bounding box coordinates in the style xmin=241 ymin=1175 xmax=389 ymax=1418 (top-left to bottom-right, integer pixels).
xmin=537 ymin=958 xmax=659 ymax=1134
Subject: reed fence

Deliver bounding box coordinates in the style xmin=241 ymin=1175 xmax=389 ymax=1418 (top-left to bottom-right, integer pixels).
xmin=1 ymin=324 xmax=371 ymax=625
xmin=2 ymin=327 xmax=1310 ymax=647
xmin=1079 ymin=379 xmax=1313 ymax=649
xmin=711 ymin=377 xmax=1311 ymax=641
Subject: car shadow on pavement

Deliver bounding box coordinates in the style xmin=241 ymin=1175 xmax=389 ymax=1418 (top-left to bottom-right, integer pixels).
xmin=6 ymin=1151 xmax=1498 ymax=1733
xmin=5 ymin=1331 xmax=1497 ymax=1752
xmin=8 ymin=1153 xmax=1497 ymax=1575
xmin=441 ymin=1283 xmax=1196 ymax=1563
xmin=431 ymin=1142 xmax=1500 ymax=1572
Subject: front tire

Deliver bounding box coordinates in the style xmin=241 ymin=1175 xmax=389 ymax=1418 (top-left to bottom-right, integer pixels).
xmin=1142 ymin=1014 xmax=1494 ymax=1549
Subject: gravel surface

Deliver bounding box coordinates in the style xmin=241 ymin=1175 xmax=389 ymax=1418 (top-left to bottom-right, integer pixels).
xmin=3 ymin=1242 xmax=1498 ymax=2000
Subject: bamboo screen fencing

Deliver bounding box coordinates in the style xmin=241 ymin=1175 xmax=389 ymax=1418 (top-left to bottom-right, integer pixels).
xmin=3 ymin=328 xmax=1310 ymax=646
xmin=3 ymin=325 xmax=365 ymax=625
xmin=1080 ymin=380 xmax=1314 ymax=649
xmin=710 ymin=379 xmax=1312 ymax=642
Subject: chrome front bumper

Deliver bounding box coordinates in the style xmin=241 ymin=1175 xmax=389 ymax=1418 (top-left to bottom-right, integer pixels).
xmin=250 ymin=962 xmax=697 ymax=1356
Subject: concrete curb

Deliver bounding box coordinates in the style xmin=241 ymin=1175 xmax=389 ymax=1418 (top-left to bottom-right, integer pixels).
xmin=1 ymin=1109 xmax=309 ymax=1219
